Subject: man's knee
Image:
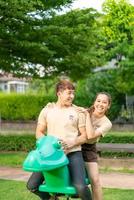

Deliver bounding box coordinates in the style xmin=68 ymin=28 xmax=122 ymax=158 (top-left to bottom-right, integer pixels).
xmin=26 ymin=180 xmax=38 ymax=193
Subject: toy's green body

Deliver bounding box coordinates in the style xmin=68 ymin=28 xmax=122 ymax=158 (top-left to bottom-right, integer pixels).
xmin=23 ymin=135 xmax=76 ymax=195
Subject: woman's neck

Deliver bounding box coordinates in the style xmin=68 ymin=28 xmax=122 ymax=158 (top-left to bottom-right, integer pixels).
xmin=92 ymin=110 xmax=105 ymax=118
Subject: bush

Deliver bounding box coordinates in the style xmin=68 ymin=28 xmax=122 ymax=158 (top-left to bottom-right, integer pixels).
xmin=99 ymin=134 xmax=134 ymax=143
xmin=76 ymin=72 xmax=126 ymax=120
xmin=0 ymin=93 xmax=55 ymax=120
xmin=0 ymin=135 xmax=36 ymax=151
xmin=0 ymin=134 xmax=133 ymax=152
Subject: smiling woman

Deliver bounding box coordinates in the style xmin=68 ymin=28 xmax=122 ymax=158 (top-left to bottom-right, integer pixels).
xmin=81 ymin=92 xmax=112 ymax=200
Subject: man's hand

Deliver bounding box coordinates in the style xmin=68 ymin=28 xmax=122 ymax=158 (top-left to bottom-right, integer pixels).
xmin=58 ymin=139 xmax=76 ymax=154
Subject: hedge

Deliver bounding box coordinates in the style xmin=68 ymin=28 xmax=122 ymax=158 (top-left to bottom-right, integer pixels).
xmin=0 ymin=93 xmax=118 ymax=121
xmin=0 ymin=134 xmax=133 ymax=152
xmin=0 ymin=93 xmax=55 ymax=120
xmin=0 ymin=135 xmax=36 ymax=151
xmin=99 ymin=134 xmax=134 ymax=144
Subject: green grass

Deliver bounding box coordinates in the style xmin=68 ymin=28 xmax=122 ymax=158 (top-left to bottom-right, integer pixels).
xmin=0 ymin=152 xmax=27 ymax=167
xmin=103 ymin=188 xmax=134 ymax=200
xmin=0 ymin=179 xmax=38 ymax=200
xmin=100 ymin=167 xmax=134 ymax=174
xmin=109 ymin=131 xmax=134 ymax=135
xmin=0 ymin=179 xmax=134 ymax=200
xmin=0 ymin=152 xmax=134 ymax=174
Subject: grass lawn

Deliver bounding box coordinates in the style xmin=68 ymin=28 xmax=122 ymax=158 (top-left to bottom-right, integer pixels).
xmin=0 ymin=179 xmax=134 ymax=200
xmin=0 ymin=151 xmax=134 ymax=174
xmin=0 ymin=152 xmax=27 ymax=167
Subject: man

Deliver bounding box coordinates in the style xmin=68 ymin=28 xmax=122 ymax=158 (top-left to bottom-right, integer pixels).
xmin=27 ymin=80 xmax=93 ymax=200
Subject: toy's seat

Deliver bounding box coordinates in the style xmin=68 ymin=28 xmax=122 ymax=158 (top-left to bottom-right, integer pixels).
xmin=23 ymin=135 xmax=78 ymax=196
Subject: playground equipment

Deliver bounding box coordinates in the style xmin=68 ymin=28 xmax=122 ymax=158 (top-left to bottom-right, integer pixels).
xmin=23 ymin=135 xmax=81 ymax=198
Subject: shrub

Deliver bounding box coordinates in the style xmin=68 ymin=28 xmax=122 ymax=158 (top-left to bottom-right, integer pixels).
xmin=0 ymin=134 xmax=133 ymax=152
xmin=0 ymin=135 xmax=36 ymax=151
xmin=0 ymin=93 xmax=55 ymax=120
xmin=99 ymin=134 xmax=134 ymax=143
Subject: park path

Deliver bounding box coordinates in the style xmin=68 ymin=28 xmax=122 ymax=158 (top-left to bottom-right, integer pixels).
xmin=0 ymin=166 xmax=134 ymax=189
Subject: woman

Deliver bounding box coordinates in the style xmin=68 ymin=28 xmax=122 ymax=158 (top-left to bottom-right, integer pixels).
xmin=82 ymin=92 xmax=112 ymax=200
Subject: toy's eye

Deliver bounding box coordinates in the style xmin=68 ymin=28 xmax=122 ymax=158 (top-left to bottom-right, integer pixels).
xmin=53 ymin=141 xmax=61 ymax=149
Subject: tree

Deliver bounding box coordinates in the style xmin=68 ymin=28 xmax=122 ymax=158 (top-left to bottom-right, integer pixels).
xmin=75 ymin=71 xmax=125 ymax=120
xmin=0 ymin=0 xmax=72 ymax=76
xmin=0 ymin=0 xmax=103 ymax=80
xmin=101 ymin=0 xmax=134 ymax=94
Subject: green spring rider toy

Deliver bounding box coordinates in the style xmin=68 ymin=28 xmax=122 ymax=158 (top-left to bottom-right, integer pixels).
xmin=23 ymin=135 xmax=89 ymax=199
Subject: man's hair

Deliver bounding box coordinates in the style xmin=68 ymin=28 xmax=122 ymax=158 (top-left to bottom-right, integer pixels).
xmin=56 ymin=80 xmax=75 ymax=94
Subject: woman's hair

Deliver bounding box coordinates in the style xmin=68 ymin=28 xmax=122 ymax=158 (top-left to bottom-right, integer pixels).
xmin=87 ymin=92 xmax=112 ymax=116
xmin=56 ymin=80 xmax=75 ymax=95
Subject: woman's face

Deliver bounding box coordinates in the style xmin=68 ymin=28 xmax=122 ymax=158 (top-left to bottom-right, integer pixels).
xmin=93 ymin=94 xmax=110 ymax=115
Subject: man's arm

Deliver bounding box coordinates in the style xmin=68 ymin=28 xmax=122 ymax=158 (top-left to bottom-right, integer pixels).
xmin=36 ymin=123 xmax=47 ymax=139
xmin=35 ymin=106 xmax=48 ymax=139
xmin=60 ymin=126 xmax=87 ymax=153
xmin=62 ymin=126 xmax=87 ymax=150
xmin=74 ymin=126 xmax=87 ymax=146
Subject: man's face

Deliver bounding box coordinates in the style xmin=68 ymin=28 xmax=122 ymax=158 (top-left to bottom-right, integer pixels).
xmin=57 ymin=89 xmax=75 ymax=106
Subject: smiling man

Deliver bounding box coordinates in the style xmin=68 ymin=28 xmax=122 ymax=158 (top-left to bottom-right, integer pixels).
xmin=27 ymin=79 xmax=93 ymax=200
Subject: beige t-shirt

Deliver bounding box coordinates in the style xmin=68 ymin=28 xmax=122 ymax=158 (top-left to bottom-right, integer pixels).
xmin=86 ymin=115 xmax=112 ymax=144
xmin=37 ymin=102 xmax=86 ymax=152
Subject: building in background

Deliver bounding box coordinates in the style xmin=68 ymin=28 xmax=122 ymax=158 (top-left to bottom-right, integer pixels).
xmin=0 ymin=73 xmax=29 ymax=93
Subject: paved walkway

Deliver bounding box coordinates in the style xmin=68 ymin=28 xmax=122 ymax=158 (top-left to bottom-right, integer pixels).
xmin=0 ymin=167 xmax=134 ymax=189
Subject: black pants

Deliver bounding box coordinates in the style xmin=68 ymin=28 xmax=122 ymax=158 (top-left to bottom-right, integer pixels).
xmin=27 ymin=151 xmax=92 ymax=200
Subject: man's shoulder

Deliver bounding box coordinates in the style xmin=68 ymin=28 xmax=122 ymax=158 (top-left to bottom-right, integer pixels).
xmin=45 ymin=102 xmax=56 ymax=108
xmin=40 ymin=102 xmax=55 ymax=113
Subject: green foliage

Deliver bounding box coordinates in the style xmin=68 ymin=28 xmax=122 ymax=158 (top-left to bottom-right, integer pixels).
xmin=0 ymin=0 xmax=73 ymax=76
xmin=99 ymin=134 xmax=134 ymax=143
xmin=0 ymin=93 xmax=55 ymax=120
xmin=27 ymin=77 xmax=56 ymax=95
xmin=101 ymin=0 xmax=134 ymax=94
xmin=75 ymin=71 xmax=125 ymax=120
xmin=115 ymin=43 xmax=134 ymax=94
xmin=0 ymin=84 xmax=124 ymax=120
xmin=0 ymin=0 xmax=104 ymax=80
xmin=102 ymin=0 xmax=134 ymax=43
xmin=0 ymin=135 xmax=35 ymax=151
xmin=48 ymin=9 xmax=104 ymax=80
xmin=0 ymin=133 xmax=133 ymax=152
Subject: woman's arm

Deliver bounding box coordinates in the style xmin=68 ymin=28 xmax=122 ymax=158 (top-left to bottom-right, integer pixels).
xmin=86 ymin=117 xmax=112 ymax=140
xmin=85 ymin=112 xmax=95 ymax=139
